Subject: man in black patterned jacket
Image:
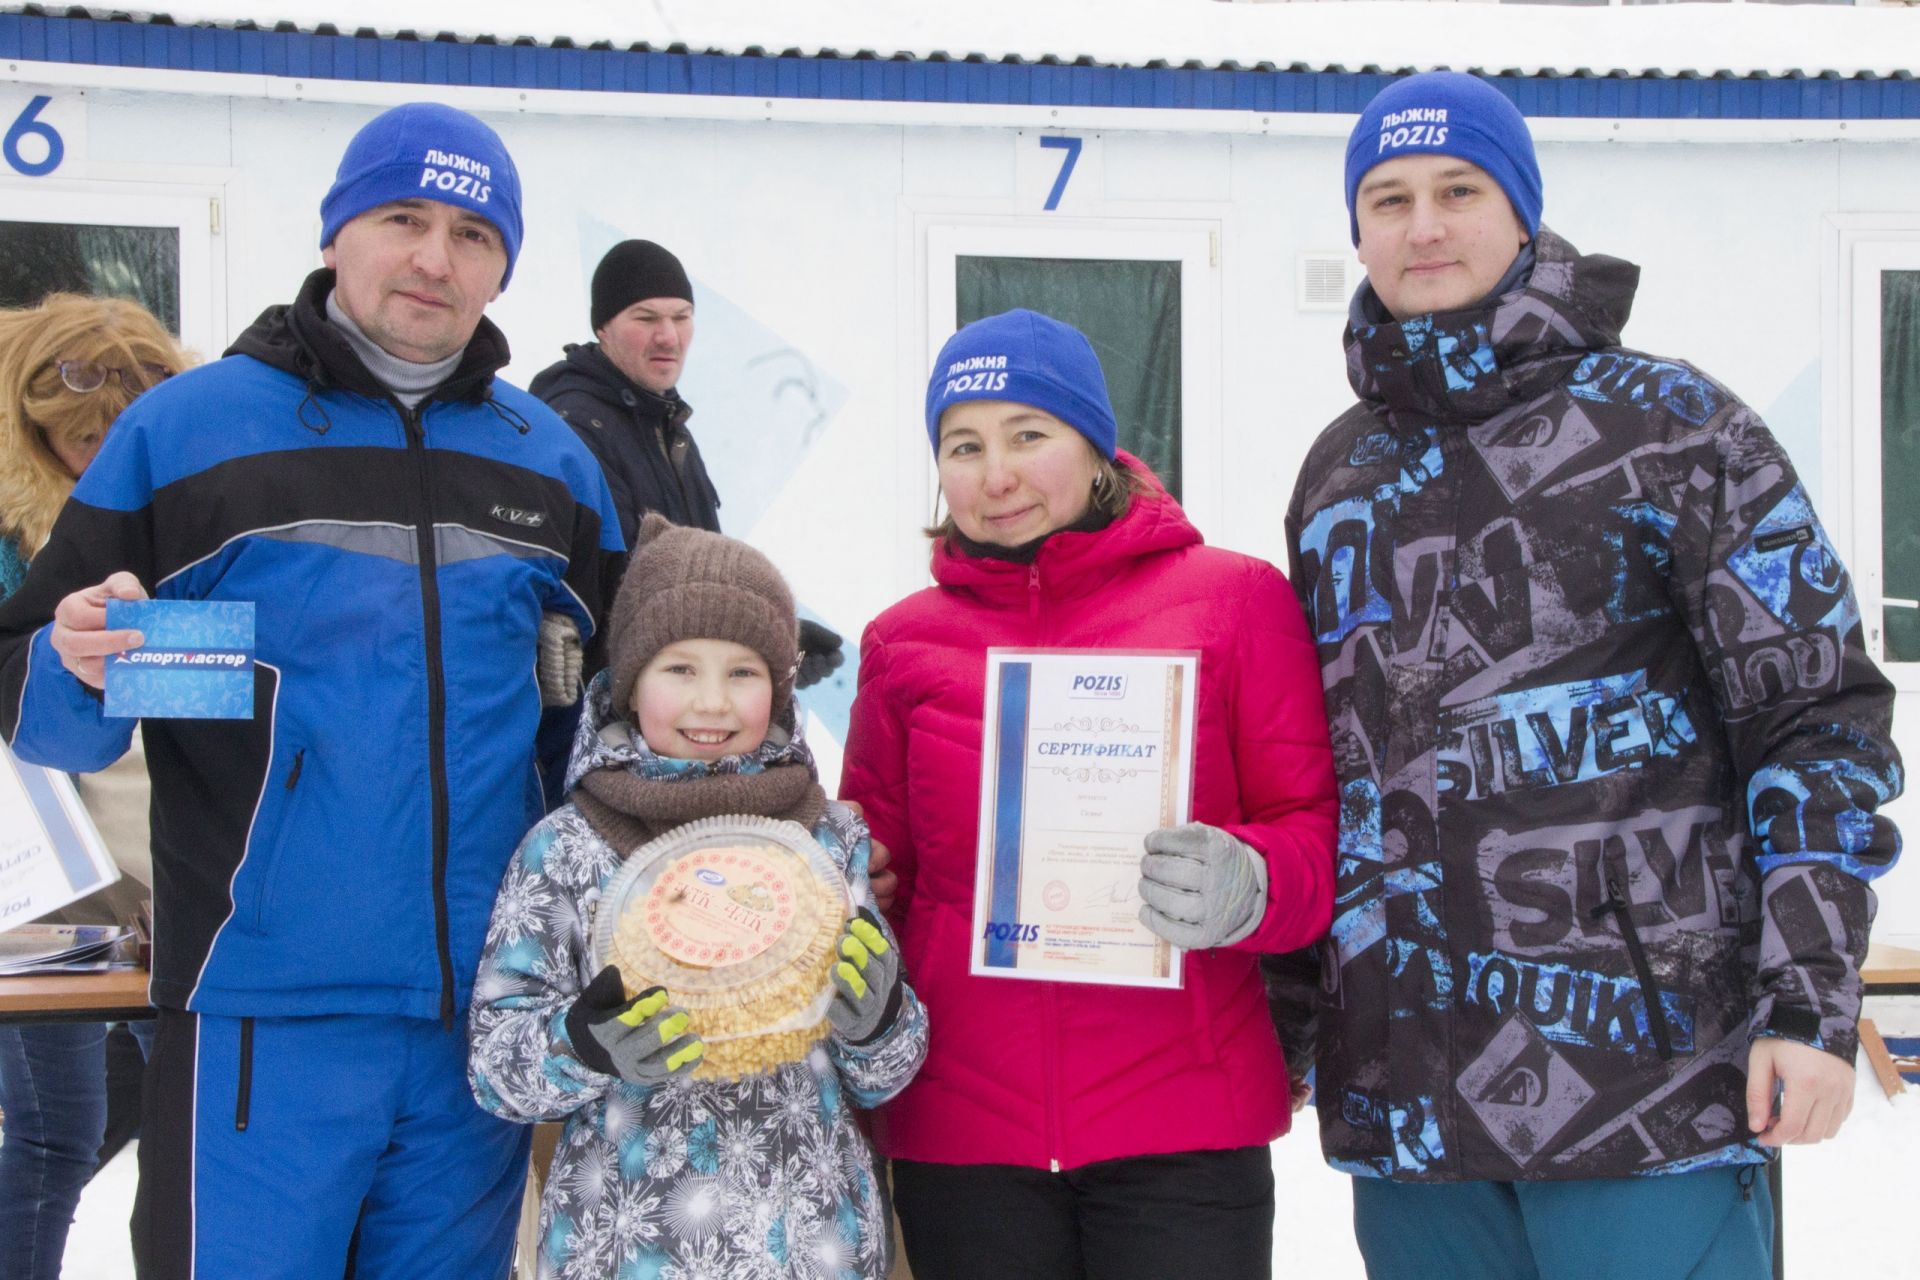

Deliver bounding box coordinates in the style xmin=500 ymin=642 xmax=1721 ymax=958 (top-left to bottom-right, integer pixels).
xmin=1276 ymin=71 xmax=1902 ymax=1280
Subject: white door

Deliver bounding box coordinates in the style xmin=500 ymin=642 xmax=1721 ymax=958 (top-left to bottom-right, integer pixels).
xmin=1841 ymin=234 xmax=1920 ymax=943
xmin=925 ymin=221 xmax=1222 ymax=537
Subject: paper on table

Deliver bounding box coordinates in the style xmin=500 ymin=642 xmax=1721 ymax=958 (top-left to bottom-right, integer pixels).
xmin=0 ymin=922 xmax=132 ymax=973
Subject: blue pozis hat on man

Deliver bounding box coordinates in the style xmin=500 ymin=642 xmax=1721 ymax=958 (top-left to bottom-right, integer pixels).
xmin=924 ymin=309 xmax=1118 ymax=460
xmin=319 ymin=102 xmax=525 ymax=287
xmin=1343 ymin=71 xmax=1543 ymax=246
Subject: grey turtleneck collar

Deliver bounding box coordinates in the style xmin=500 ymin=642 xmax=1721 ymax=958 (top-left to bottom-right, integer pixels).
xmin=325 ymin=291 xmax=464 ymax=409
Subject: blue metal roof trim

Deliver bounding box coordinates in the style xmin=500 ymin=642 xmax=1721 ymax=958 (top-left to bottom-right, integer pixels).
xmin=3 ymin=11 xmax=1916 ymax=119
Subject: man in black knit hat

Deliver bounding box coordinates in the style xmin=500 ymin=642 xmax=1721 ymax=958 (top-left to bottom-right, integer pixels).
xmin=532 ymin=239 xmax=843 ymax=688
xmin=532 ymin=239 xmax=716 ymax=541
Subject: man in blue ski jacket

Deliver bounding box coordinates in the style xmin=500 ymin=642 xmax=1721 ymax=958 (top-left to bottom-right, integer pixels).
xmin=0 ymin=102 xmax=624 ymax=1279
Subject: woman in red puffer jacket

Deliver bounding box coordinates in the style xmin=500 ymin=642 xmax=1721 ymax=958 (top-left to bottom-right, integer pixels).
xmin=841 ymin=308 xmax=1337 ymax=1280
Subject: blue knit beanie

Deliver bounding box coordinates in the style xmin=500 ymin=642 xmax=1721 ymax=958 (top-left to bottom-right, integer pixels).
xmin=924 ymin=310 xmax=1117 ymax=460
xmin=1344 ymin=72 xmax=1542 ymax=246
xmin=320 ymin=103 xmax=524 ymax=288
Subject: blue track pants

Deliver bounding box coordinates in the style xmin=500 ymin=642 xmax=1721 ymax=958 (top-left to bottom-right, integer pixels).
xmin=133 ymin=1008 xmax=530 ymax=1279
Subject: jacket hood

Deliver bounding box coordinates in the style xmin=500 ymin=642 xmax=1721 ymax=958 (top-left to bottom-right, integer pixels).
xmin=565 ymin=669 xmax=813 ymax=795
xmin=930 ymin=451 xmax=1202 ymax=603
xmin=226 ymin=268 xmax=511 ymax=408
xmin=527 ymin=342 xmax=689 ymax=424
xmin=1343 ymin=226 xmax=1640 ymax=424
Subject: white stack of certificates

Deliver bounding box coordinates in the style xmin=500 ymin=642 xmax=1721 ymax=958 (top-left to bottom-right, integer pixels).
xmin=0 ymin=742 xmax=120 ymax=933
xmin=0 ymin=923 xmax=133 ymax=975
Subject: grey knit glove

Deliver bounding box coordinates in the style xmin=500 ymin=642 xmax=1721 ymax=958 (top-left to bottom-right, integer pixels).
xmin=565 ymin=966 xmax=704 ymax=1084
xmin=537 ymin=611 xmax=582 ymax=708
xmin=1138 ymin=823 xmax=1268 ymax=950
xmin=828 ymin=909 xmax=904 ymax=1043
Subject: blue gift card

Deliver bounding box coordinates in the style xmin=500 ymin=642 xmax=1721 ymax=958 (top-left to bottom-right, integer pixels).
xmin=103 ymin=600 xmax=255 ymax=719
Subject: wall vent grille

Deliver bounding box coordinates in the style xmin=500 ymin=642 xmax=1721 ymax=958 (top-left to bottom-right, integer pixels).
xmin=1297 ymin=253 xmax=1353 ymax=312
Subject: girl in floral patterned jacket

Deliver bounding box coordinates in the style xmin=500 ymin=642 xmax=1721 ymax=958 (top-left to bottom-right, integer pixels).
xmin=469 ymin=515 xmax=927 ymax=1280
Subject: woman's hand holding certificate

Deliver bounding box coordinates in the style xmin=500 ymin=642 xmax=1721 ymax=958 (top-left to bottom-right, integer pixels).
xmin=1137 ymin=823 xmax=1269 ymax=950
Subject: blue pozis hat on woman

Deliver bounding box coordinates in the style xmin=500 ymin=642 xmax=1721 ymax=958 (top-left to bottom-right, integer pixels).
xmin=319 ymin=102 xmax=525 ymax=287
xmin=924 ymin=309 xmax=1118 ymax=460
xmin=1343 ymin=71 xmax=1543 ymax=246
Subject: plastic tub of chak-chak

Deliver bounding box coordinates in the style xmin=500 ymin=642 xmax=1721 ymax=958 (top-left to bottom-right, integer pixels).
xmin=590 ymin=815 xmax=850 ymax=1080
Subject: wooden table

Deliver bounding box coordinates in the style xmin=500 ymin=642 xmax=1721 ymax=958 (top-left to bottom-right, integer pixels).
xmin=0 ymin=968 xmax=153 ymax=1024
xmin=1864 ymin=942 xmax=1920 ymax=996
xmin=1859 ymin=942 xmax=1920 ymax=1105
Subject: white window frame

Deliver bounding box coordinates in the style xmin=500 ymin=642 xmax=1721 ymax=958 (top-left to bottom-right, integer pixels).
xmin=1824 ymin=216 xmax=1920 ymax=689
xmin=0 ymin=178 xmax=226 ymax=361
xmin=907 ymin=217 xmax=1223 ymax=591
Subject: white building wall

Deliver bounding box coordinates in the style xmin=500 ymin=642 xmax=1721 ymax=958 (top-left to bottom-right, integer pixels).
xmin=12 ymin=76 xmax=1920 ymax=937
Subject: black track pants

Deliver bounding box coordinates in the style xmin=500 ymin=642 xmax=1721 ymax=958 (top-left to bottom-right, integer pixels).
xmin=891 ymin=1145 xmax=1274 ymax=1280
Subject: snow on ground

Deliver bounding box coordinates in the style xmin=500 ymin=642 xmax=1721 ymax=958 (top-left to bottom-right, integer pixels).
xmin=61 ymin=1137 xmax=139 ymax=1280
xmin=57 ymin=1007 xmax=1920 ymax=1279
xmin=56 ymin=1 xmax=1920 ymax=81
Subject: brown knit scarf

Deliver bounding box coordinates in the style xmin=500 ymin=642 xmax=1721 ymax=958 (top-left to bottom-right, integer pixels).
xmin=573 ymin=752 xmax=827 ymax=857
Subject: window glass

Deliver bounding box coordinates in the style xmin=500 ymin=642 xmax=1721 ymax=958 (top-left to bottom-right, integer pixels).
xmin=0 ymin=221 xmax=181 ymax=333
xmin=1881 ymin=269 xmax=1920 ymax=662
xmin=956 ymin=255 xmax=1183 ymax=500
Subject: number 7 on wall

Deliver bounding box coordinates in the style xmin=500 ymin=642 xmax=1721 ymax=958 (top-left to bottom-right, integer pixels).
xmin=1039 ymin=136 xmax=1083 ymax=212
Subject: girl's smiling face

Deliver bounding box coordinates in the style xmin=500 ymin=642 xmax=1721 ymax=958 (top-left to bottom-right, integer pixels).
xmin=631 ymin=638 xmax=773 ymax=762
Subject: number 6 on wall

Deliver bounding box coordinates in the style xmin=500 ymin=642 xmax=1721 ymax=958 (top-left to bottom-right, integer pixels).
xmin=1039 ymin=136 xmax=1082 ymax=212
xmin=4 ymin=95 xmax=64 ymax=177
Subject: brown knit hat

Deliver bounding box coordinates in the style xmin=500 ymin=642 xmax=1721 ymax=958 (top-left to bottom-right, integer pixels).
xmin=608 ymin=513 xmax=800 ymax=733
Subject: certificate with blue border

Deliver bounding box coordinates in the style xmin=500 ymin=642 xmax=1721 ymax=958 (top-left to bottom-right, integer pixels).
xmin=0 ymin=742 xmax=120 ymax=932
xmin=970 ymin=649 xmax=1198 ymax=989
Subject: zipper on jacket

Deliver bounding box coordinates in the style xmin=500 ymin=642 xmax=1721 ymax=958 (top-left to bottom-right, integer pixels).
xmin=1590 ymin=873 xmax=1674 ymax=1061
xmin=1028 ymin=565 xmax=1041 ymax=621
xmin=234 ymin=1016 xmax=255 ymax=1131
xmin=1407 ymin=344 xmax=1448 ymax=412
xmin=638 ymin=400 xmax=704 ymax=520
xmin=664 ymin=423 xmax=700 ymax=514
xmin=401 ymin=402 xmax=458 ymax=1029
xmin=1040 ymin=981 xmax=1062 ymax=1172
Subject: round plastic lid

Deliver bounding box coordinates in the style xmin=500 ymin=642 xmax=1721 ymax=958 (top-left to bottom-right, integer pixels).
xmin=590 ymin=814 xmax=849 ymax=1001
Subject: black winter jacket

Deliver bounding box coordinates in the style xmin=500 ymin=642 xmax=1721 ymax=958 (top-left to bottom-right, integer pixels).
xmin=528 ymin=343 xmax=720 ymax=544
xmin=1274 ymin=228 xmax=1902 ymax=1183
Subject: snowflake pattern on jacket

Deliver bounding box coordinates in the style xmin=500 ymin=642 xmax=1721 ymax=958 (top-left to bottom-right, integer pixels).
xmin=1272 ymin=227 xmax=1902 ymax=1183
xmin=469 ymin=676 xmax=928 ymax=1279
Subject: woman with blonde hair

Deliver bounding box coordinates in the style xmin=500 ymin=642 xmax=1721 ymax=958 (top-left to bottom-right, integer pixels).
xmin=0 ymin=292 xmax=184 ymax=1279
xmin=0 ymin=293 xmax=183 ymax=569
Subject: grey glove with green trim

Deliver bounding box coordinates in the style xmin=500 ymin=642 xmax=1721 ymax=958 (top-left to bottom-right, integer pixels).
xmin=1137 ymin=822 xmax=1268 ymax=950
xmin=565 ymin=965 xmax=704 ymax=1084
xmin=828 ymin=909 xmax=904 ymax=1044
